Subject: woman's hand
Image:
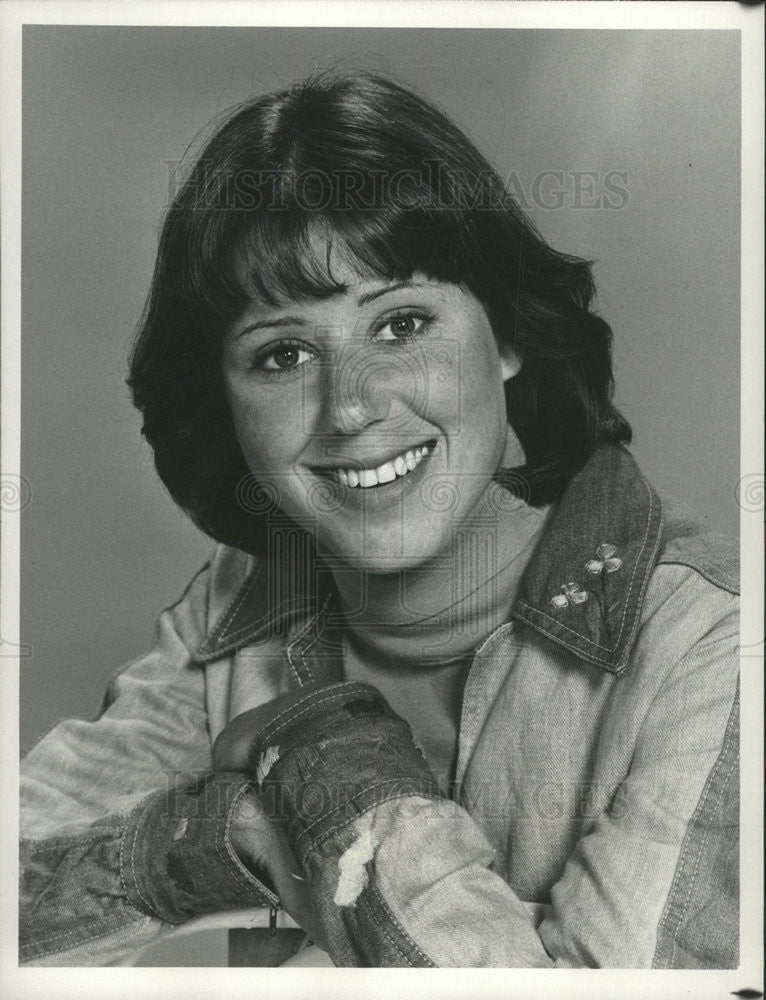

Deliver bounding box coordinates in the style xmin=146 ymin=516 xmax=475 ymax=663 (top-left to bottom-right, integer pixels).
xmin=215 ymin=700 xmax=343 ymax=950
xmin=213 ymin=707 xmax=269 ymax=773
xmin=214 ymin=683 xmax=437 ymax=818
xmin=230 ymin=788 xmax=327 ymax=951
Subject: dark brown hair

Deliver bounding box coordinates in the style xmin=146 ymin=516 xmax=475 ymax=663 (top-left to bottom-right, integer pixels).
xmin=129 ymin=69 xmax=631 ymax=553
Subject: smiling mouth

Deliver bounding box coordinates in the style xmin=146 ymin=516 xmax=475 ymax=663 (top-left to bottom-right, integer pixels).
xmin=312 ymin=439 xmax=437 ymax=489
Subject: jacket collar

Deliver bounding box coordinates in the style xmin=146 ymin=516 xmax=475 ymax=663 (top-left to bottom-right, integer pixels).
xmin=512 ymin=445 xmax=663 ymax=674
xmin=196 ymin=445 xmax=663 ymax=676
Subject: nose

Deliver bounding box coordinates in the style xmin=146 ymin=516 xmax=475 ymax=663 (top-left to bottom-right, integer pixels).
xmin=318 ymin=341 xmax=396 ymax=436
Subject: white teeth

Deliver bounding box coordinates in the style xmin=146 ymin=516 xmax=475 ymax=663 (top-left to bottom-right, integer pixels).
xmin=376 ymin=462 xmax=396 ymax=484
xmin=335 ymin=443 xmax=433 ymax=488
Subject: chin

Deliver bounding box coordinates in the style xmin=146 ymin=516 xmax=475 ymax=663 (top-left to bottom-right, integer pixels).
xmin=318 ymin=532 xmax=442 ymax=575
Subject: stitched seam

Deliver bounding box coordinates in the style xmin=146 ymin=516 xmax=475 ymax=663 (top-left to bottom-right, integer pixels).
xmin=118 ymin=823 xmax=131 ymax=911
xmin=293 ymin=595 xmax=334 ymax=682
xmin=359 ymin=882 xmax=416 ymax=967
xmin=615 ymin=499 xmax=664 ymax=668
xmin=513 ymin=609 xmax=620 ymax=668
xmin=223 ymin=784 xmax=277 ymax=902
xmin=655 ymin=785 xmax=707 ymax=956
xmin=162 ymin=781 xmax=263 ymax=903
xmin=161 ymin=558 xmax=213 ymax=618
xmin=128 ymin=796 xmax=161 ymax=917
xmin=291 ymin=617 xmax=321 ymax=685
xmin=283 ymin=646 xmax=303 ymax=686
xmin=666 ymin=694 xmax=739 ymax=965
xmin=212 ymin=615 xmax=271 ymax=646
xmin=655 ymin=559 xmax=740 ymax=597
xmin=518 ymin=478 xmax=658 ymax=654
xmin=198 ymin=633 xmax=263 ymax=661
xmin=22 ymin=828 xmax=123 ymax=851
xmin=366 ymin=871 xmax=435 ymax=966
xmin=214 ymin=560 xmax=262 ymax=636
xmin=302 ymin=778 xmax=430 ymax=840
xmin=264 ymin=686 xmax=355 ymax=733
xmin=474 ymin=620 xmax=516 ymax=658
xmin=669 ymin=748 xmax=738 ymax=966
xmin=206 ymin=581 xmax=258 ymax=648
xmin=285 ymin=592 xmax=333 ymax=684
xmin=284 ymin=603 xmax=326 ymax=685
xmin=259 ymin=683 xmax=371 ymax=740
xmin=653 ymin=686 xmax=739 ymax=967
xmin=21 ymin=825 xmax=151 ymax=954
xmin=609 ymin=479 xmax=655 ymax=649
xmin=304 ymin=791 xmax=442 ymax=853
xmin=20 ymin=913 xmax=150 ymax=955
xmin=203 ymin=561 xmax=263 ymax=648
xmin=299 ymin=595 xmax=332 ymax=654
xmin=213 ymin=828 xmax=257 ymax=896
xmin=220 ymin=597 xmax=313 ymax=647
xmin=284 ymin=612 xmax=321 ymax=684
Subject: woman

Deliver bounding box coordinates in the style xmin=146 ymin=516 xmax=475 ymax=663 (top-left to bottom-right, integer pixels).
xmin=19 ymin=70 xmax=739 ymax=968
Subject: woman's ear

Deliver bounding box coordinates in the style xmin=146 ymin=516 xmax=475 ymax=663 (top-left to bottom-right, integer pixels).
xmin=499 ymin=345 xmax=522 ymax=382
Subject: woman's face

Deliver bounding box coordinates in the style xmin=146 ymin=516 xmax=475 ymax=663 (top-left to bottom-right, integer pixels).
xmin=222 ymin=246 xmax=521 ymax=572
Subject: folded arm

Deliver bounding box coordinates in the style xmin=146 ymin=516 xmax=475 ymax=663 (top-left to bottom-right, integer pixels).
xmin=20 ymin=564 xmax=275 ymax=966
xmin=214 ymin=615 xmax=739 ymax=968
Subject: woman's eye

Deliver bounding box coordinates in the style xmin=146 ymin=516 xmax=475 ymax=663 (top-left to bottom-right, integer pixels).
xmin=375 ymin=313 xmax=427 ymax=341
xmin=256 ymin=343 xmax=315 ymax=372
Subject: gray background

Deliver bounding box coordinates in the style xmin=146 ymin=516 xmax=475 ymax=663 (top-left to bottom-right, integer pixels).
xmin=19 ymin=23 xmax=740 ymax=968
xmin=21 ymin=29 xmax=739 ymax=775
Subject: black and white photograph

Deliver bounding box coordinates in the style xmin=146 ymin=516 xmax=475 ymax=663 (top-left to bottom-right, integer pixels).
xmin=1 ymin=1 xmax=763 ymax=993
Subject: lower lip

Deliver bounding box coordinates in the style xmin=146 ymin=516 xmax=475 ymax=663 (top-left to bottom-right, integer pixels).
xmin=315 ymin=443 xmax=437 ymax=511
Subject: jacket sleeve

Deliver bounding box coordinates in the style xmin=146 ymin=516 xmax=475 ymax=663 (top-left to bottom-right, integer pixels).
xmin=19 ymin=558 xmax=275 ymax=966
xmin=271 ymin=595 xmax=739 ymax=967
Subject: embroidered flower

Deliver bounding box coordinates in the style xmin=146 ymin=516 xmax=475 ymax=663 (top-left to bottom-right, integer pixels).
xmin=550 ymin=545 xmax=623 ymax=613
xmin=551 ymin=581 xmax=589 ymax=608
xmin=585 ymin=542 xmax=623 ymax=575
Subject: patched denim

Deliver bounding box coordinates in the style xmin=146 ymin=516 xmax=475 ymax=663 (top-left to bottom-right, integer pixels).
xmin=19 ymin=446 xmax=740 ymax=967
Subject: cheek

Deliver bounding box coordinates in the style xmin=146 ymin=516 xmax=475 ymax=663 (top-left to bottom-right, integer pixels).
xmin=228 ymin=387 xmax=306 ymax=472
xmin=423 ymin=327 xmax=506 ymax=432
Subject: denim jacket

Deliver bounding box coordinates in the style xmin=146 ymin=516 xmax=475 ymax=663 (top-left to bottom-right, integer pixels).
xmin=19 ymin=445 xmax=740 ymax=967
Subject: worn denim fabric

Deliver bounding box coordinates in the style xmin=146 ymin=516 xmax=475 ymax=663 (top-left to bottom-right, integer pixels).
xmin=221 ymin=681 xmax=445 ymax=966
xmin=19 ymin=445 xmax=740 ymax=967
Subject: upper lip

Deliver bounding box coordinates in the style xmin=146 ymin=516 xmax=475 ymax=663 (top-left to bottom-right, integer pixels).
xmin=308 ymin=438 xmax=436 ymax=472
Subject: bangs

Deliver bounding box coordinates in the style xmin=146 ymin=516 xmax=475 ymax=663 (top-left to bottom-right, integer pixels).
xmin=190 ymin=188 xmax=476 ymax=320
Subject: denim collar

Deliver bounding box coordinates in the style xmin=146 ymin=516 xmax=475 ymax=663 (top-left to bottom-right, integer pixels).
xmin=196 ymin=445 xmax=663 ymax=677
xmin=511 ymin=444 xmax=663 ymax=674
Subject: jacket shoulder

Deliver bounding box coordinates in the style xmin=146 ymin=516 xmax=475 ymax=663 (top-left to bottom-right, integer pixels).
xmin=156 ymin=544 xmax=259 ymax=658
xmin=655 ymin=492 xmax=739 ymax=596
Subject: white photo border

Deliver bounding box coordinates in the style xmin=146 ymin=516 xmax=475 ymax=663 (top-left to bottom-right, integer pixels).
xmin=1 ymin=2 xmax=763 ymax=997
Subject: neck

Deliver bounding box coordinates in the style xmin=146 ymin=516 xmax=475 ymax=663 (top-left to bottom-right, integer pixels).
xmin=329 ymin=482 xmax=550 ymax=668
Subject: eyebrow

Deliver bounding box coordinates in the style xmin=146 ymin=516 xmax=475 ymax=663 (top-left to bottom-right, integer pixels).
xmin=235 ymin=281 xmax=428 ymax=339
xmin=235 ymin=316 xmax=308 ymax=339
xmin=357 ymin=280 xmax=425 ymax=305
